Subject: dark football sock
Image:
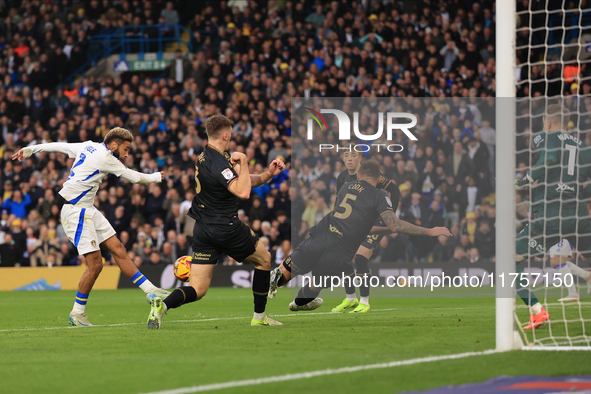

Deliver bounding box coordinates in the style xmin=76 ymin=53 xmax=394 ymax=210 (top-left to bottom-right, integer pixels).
xmin=515 ymin=263 xmax=539 ymax=307
xmin=295 ymin=286 xmax=321 ymax=306
xmin=252 ymin=269 xmax=270 ymax=313
xmin=163 ymin=287 xmax=198 ymax=310
xmin=343 ymin=264 xmax=356 ymax=296
xmin=354 ymin=254 xmax=371 ymax=298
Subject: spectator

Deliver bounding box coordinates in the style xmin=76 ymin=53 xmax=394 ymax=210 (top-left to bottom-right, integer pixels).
xmin=161 ymin=2 xmax=180 ymax=24
xmin=474 ymin=221 xmax=495 ymax=260
xmin=30 ymin=226 xmax=62 ymax=267
xmin=433 ymin=235 xmax=453 ymax=262
xmin=449 ymin=247 xmax=469 ymax=264
xmin=1 ymin=189 xmax=31 ymax=218
xmin=159 ymin=242 xmax=174 ymax=265
xmin=0 ymin=233 xmax=19 ymax=266
xmin=168 ymin=50 xmax=191 ymax=87
xmin=446 ymin=141 xmax=473 ymax=183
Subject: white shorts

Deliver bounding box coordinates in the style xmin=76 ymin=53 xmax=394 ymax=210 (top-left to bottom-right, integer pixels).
xmin=61 ymin=204 xmax=117 ymax=255
xmin=548 ymin=239 xmax=574 ymax=258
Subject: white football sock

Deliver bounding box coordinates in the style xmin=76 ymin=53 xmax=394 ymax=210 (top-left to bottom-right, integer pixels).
xmin=72 ymin=302 xmax=85 ymax=314
xmin=346 ymin=293 xmax=356 ymax=302
xmin=557 ymin=263 xmax=579 ymax=296
xmin=139 ymin=280 xmax=158 ymax=294
xmin=360 ymin=296 xmax=370 ymax=305
xmin=530 ymin=302 xmax=542 ymax=315
xmin=566 ymin=261 xmax=591 ymax=280
xmin=253 ymin=312 xmax=265 ymax=321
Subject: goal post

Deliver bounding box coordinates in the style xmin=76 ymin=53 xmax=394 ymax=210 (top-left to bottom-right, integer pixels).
xmin=495 ymin=0 xmax=518 ymax=351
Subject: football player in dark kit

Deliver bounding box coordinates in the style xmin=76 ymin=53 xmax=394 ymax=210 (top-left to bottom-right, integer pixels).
xmin=268 ymin=160 xmax=451 ymax=310
xmin=332 ymin=151 xmax=401 ymax=313
xmin=147 ymin=115 xmax=286 ymax=329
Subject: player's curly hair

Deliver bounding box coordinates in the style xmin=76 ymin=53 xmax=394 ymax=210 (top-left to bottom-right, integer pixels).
xmin=546 ymin=104 xmax=571 ymax=129
xmin=206 ymin=115 xmax=234 ymax=139
xmin=104 ymin=127 xmax=133 ymax=146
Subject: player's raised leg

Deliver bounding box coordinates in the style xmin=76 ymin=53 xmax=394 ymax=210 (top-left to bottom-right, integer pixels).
xmin=269 ymin=252 xmax=294 ymax=298
xmin=100 ymin=234 xmax=170 ymax=301
xmin=148 ymin=263 xmax=213 ymax=329
xmin=289 ymin=281 xmax=324 ymax=311
xmin=244 ymin=241 xmax=283 ymax=326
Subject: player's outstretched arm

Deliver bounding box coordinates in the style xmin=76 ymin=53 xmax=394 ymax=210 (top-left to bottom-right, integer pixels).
xmin=381 ymin=211 xmax=452 ymax=237
xmin=105 ymin=156 xmax=164 ymax=184
xmin=119 ymin=168 xmax=164 ymax=184
xmin=250 ymin=159 xmax=285 ymax=187
xmin=13 ymin=143 xmax=85 ymax=161
xmin=229 ymin=152 xmax=251 ymax=199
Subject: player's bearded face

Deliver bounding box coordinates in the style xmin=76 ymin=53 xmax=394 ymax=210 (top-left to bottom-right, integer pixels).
xmin=113 ymin=142 xmax=130 ymax=162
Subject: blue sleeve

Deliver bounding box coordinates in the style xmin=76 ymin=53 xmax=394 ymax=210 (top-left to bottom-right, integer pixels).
xmin=23 ymin=193 xmax=31 ymax=206
xmin=1 ymin=198 xmax=10 ymax=209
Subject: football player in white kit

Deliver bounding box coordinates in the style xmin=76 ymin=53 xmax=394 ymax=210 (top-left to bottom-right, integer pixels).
xmin=13 ymin=127 xmax=171 ymax=326
xmin=548 ymin=239 xmax=591 ymax=301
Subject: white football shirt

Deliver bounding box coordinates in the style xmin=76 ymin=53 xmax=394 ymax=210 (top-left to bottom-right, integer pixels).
xmin=24 ymin=141 xmax=161 ymax=208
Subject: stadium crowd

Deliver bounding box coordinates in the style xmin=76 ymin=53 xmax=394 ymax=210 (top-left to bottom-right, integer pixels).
xmin=0 ymin=0 xmax=505 ymax=267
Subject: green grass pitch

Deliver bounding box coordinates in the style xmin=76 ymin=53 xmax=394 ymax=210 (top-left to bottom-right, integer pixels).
xmin=1 ymin=288 xmax=589 ymax=394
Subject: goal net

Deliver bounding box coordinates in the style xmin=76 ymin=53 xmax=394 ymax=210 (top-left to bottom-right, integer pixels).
xmin=501 ymin=0 xmax=591 ymax=350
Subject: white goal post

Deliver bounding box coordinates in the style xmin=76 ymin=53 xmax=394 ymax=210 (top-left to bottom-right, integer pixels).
xmin=495 ymin=0 xmax=518 ymax=351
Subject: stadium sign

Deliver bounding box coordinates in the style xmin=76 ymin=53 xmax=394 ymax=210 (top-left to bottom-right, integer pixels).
xmin=303 ymin=107 xmax=416 ymax=152
xmin=114 ymin=59 xmax=171 ymax=72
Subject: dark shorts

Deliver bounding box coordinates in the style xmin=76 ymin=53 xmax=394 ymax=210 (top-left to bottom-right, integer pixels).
xmin=192 ymin=220 xmax=259 ymax=264
xmin=286 ymin=235 xmax=351 ymax=277
xmin=360 ymin=234 xmax=383 ymax=252
xmin=515 ymin=204 xmax=591 ymax=258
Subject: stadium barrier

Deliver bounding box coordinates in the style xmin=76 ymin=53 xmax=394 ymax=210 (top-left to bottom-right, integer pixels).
xmin=0 ymin=266 xmax=121 ymax=291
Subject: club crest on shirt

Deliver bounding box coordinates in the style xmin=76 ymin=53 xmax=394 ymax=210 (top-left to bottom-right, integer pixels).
xmin=91 ymin=240 xmax=96 ymax=247
xmin=222 ymin=168 xmax=234 ymax=180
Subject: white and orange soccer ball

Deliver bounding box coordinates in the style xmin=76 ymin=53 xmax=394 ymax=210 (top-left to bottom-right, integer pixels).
xmin=173 ymin=256 xmax=192 ymax=282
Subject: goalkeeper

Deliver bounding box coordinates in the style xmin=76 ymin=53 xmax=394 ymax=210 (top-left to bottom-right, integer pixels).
xmin=515 ymin=104 xmax=591 ymax=329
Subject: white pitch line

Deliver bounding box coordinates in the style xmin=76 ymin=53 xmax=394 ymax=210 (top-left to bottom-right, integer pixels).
xmin=0 ymin=308 xmax=401 ymax=333
xmin=0 ymin=306 xmax=480 ymax=333
xmin=139 ymin=349 xmax=504 ymax=394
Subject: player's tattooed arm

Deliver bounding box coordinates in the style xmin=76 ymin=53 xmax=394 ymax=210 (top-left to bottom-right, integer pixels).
xmin=381 ymin=211 xmax=452 ymax=237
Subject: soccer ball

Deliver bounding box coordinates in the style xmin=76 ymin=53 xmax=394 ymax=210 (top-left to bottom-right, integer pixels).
xmin=173 ymin=256 xmax=192 ymax=282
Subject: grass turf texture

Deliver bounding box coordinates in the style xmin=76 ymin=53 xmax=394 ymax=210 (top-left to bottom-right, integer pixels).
xmin=0 ymin=288 xmax=589 ymax=394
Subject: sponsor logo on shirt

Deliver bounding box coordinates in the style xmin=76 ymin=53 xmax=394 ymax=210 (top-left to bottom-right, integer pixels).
xmin=556 ymin=182 xmax=575 ymax=193
xmin=222 ymin=168 xmax=234 ymax=180
xmin=385 ymin=196 xmax=392 ymax=207
xmin=329 ymin=225 xmax=344 ymax=237
xmin=528 ymin=238 xmax=545 ymax=254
